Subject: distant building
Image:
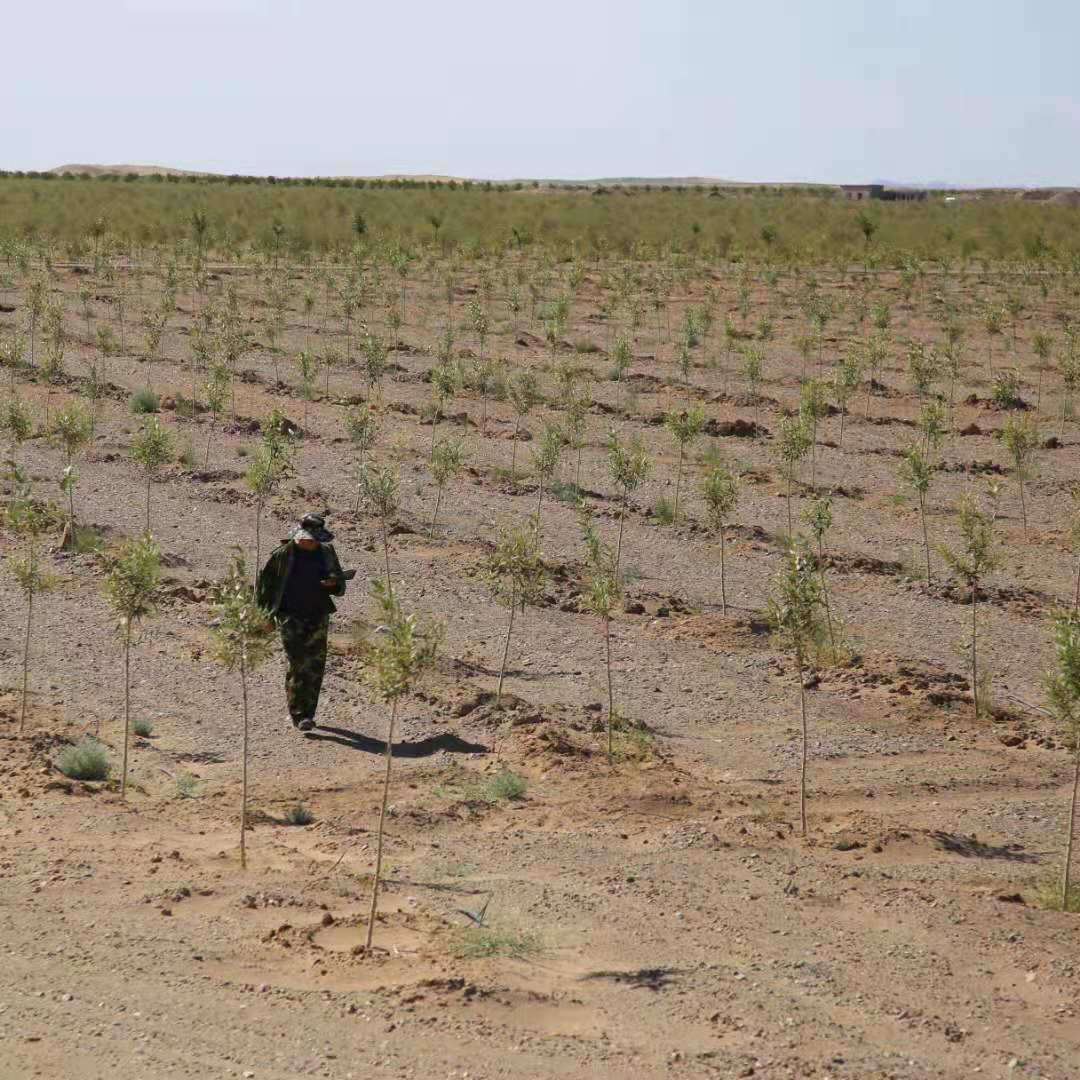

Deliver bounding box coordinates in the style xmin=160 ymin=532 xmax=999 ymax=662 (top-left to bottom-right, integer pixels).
xmin=840 ymin=184 xmax=927 ymax=202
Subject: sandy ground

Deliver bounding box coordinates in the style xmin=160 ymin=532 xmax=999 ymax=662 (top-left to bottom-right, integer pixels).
xmin=1 ymin=260 xmax=1078 ymax=1079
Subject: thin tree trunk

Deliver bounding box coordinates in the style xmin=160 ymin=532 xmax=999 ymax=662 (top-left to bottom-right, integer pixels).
xmin=971 ymin=580 xmax=979 ymax=721
xmin=382 ymin=514 xmax=392 ymax=597
xmin=1062 ymin=744 xmax=1080 ymax=910
xmin=121 ymin=630 xmax=131 ymax=798
xmin=510 ymin=419 xmax=520 ymax=486
xmin=19 ymin=588 xmax=33 ymax=733
xmin=496 ymin=589 xmax=516 ymax=706
xmin=366 ymin=698 xmax=399 ymax=949
xmin=204 ymin=420 xmax=214 ymax=467
xmin=615 ymin=493 xmax=628 ymax=581
xmin=1073 ymin=552 xmax=1080 ymax=612
xmin=145 ymin=473 xmax=152 ymax=534
xmin=919 ymin=490 xmax=931 ymax=584
xmin=429 ymin=486 xmax=443 ymax=537
xmin=719 ymin=523 xmax=727 ymax=616
xmin=1018 ymin=471 xmax=1028 ymax=536
xmin=240 ymin=657 xmax=249 ymax=870
xmin=798 ymin=650 xmax=808 ymax=838
xmin=605 ymin=614 xmax=614 ymax=764
xmin=673 ymin=444 xmax=684 ymax=523
xmin=818 ymin=539 xmax=836 ymax=650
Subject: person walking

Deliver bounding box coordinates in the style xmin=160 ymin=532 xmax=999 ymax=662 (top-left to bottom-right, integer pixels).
xmin=256 ymin=512 xmax=349 ymax=732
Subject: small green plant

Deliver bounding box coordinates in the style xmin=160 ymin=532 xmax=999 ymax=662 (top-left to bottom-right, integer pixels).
xmin=357 ymin=579 xmax=443 ymax=949
xmin=651 ymin=497 xmax=676 ymax=525
xmin=530 ymin=422 xmax=564 ymax=539
xmin=176 ymin=771 xmax=202 ymax=799
xmin=130 ymin=416 xmax=174 ymax=533
xmin=899 ymin=445 xmax=936 ymax=584
xmin=701 ymin=464 xmax=739 ymax=615
xmin=56 ymin=737 xmax=111 ymax=782
xmin=429 ymin=437 xmax=466 ymax=535
xmin=998 ymin=412 xmax=1039 ymax=536
xmin=1042 ymin=608 xmax=1080 ymax=913
xmin=607 ymin=428 xmax=651 ymax=580
xmin=663 ymin=406 xmax=705 ymax=523
xmin=482 ymin=767 xmax=528 ymax=801
xmin=129 ymin=387 xmax=160 ymax=414
xmin=991 ymin=368 xmax=1022 ymax=409
xmin=484 ymin=522 xmax=546 ymax=706
xmin=775 ymin=414 xmax=812 ymax=538
xmin=104 ymin=533 xmax=161 ymax=796
xmin=451 ymin=925 xmax=541 ymax=960
xmin=210 ymin=553 xmax=276 ymax=867
xmin=938 ymin=490 xmax=1001 ymax=721
xmin=132 ymin=716 xmax=154 ymax=738
xmin=284 ymin=802 xmax=315 ymax=826
xmin=768 ymin=544 xmax=826 ymax=838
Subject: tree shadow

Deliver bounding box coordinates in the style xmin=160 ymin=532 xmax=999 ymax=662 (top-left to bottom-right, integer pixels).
xmin=305 ymin=725 xmax=488 ymax=758
xmin=930 ymin=830 xmax=1039 ymax=863
xmin=580 ymin=967 xmax=681 ymax=991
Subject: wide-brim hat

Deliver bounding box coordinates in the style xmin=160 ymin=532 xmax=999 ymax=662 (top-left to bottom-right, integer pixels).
xmin=292 ymin=512 xmax=334 ymax=543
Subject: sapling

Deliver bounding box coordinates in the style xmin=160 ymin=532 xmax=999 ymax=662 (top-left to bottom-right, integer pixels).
xmin=484 ymin=522 xmax=546 ymax=707
xmin=49 ymin=401 xmax=93 ymax=544
xmin=832 ymin=351 xmax=861 ymax=447
xmin=429 ymin=437 xmax=465 ymax=536
xmin=998 ymin=412 xmax=1039 ymax=536
xmin=130 ymin=416 xmax=175 ymax=534
xmin=775 ymin=414 xmax=812 ymax=539
xmin=530 ymin=423 xmax=563 ymax=539
xmin=802 ymin=496 xmax=837 ymax=651
xmin=799 ymin=379 xmax=829 ymax=490
xmin=984 ymin=305 xmax=1004 ymax=376
xmin=937 ymin=492 xmax=1001 ymax=720
xmin=507 ymin=369 xmax=540 ymax=487
xmin=245 ymin=440 xmax=288 ymax=580
xmin=358 ymin=463 xmax=400 ymax=592
xmin=358 ymin=579 xmax=442 ymax=948
xmin=1068 ymin=488 xmax=1080 ymax=611
xmin=578 ymin=503 xmax=623 ymax=762
xmin=209 ymin=553 xmax=275 ymax=869
xmin=5 ymin=469 xmax=56 ymax=732
xmin=899 ymin=444 xmax=936 ymax=583
xmin=1043 ymin=608 xmax=1080 ymax=911
xmin=767 ymin=543 xmax=826 ymax=838
xmin=1058 ymin=337 xmax=1080 ymax=439
xmin=606 ymin=428 xmax=651 ymax=582
xmin=917 ymin=399 xmax=948 ymax=456
xmin=345 ymin=404 xmax=379 ymax=509
xmin=701 ymin=464 xmax=739 ymax=615
xmin=103 ymin=534 xmax=161 ymax=796
xmin=428 ymin=361 xmax=461 ymax=460
xmin=1 ymin=395 xmax=33 ymax=464
xmin=203 ymin=361 xmax=230 ymax=466
xmin=663 ymin=406 xmax=705 ymax=523
xmin=610 ymin=337 xmax=632 ymax=412
xmin=363 ymin=333 xmax=388 ymax=400
xmin=296 ymin=350 xmax=316 ymax=427
xmin=1032 ymin=331 xmax=1052 ymax=415
xmin=563 ymin=387 xmax=591 ymax=489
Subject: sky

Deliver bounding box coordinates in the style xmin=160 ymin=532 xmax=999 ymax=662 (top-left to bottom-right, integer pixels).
xmin=5 ymin=0 xmax=1078 ymax=186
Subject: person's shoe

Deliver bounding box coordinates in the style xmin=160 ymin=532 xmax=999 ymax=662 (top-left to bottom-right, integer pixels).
xmin=290 ymin=716 xmax=303 ymax=729
xmin=297 ymin=717 xmax=316 ymax=732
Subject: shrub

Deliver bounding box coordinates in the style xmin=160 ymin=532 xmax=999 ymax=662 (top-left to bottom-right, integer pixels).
xmin=129 ymin=387 xmax=160 ymax=414
xmin=176 ymin=771 xmax=201 ymax=798
xmin=284 ymin=802 xmax=314 ymax=826
xmin=991 ymin=370 xmax=1022 ymax=409
xmin=451 ymin=925 xmax=541 ymax=959
xmin=56 ymin=737 xmax=111 ymax=781
xmin=132 ymin=717 xmax=154 ymax=738
xmin=482 ymin=767 xmax=527 ymax=802
xmin=652 ymin=497 xmax=676 ymax=525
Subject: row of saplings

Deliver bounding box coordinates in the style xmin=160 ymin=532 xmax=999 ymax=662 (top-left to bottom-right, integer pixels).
xmin=5 ymin=451 xmax=1080 ymax=948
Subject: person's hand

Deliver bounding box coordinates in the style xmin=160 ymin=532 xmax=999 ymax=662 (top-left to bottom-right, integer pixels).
xmin=321 ymin=578 xmax=337 ymax=588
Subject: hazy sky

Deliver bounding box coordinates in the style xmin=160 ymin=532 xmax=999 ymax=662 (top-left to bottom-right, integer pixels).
xmin=7 ymin=1 xmax=1077 ymax=185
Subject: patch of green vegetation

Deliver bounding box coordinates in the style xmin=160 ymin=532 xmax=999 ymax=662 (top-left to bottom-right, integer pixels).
xmin=175 ymin=771 xmax=201 ymax=798
xmin=451 ymin=925 xmax=541 ymax=960
xmin=435 ymin=766 xmax=528 ymax=804
xmin=56 ymin=737 xmax=111 ymax=781
xmin=1033 ymin=879 xmax=1080 ymax=914
xmin=132 ymin=716 xmax=154 ymax=738
xmin=129 ymin=388 xmax=160 ymax=414
xmin=284 ymin=802 xmax=315 ymax=826
xmin=651 ymin=497 xmax=676 ymax=526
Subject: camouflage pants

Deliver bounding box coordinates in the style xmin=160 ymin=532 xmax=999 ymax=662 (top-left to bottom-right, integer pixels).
xmin=279 ymin=615 xmax=330 ymax=722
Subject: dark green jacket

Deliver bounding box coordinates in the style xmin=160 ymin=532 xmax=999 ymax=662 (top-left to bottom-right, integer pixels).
xmin=256 ymin=541 xmax=347 ymax=618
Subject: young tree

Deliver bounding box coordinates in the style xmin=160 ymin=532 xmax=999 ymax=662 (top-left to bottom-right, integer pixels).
xmin=507 ymin=369 xmax=540 ymax=486
xmin=663 ymin=406 xmax=705 ymax=524
xmin=610 ymin=337 xmax=632 ymax=413
xmin=767 ymin=544 xmax=826 ymax=838
xmin=429 ymin=437 xmax=465 ymax=536
xmin=701 ymin=464 xmax=739 ymax=615
xmin=103 ymin=534 xmax=161 ymax=797
xmin=345 ymin=404 xmax=379 ymax=510
xmin=358 ymin=463 xmax=400 ymax=592
xmin=359 ymin=579 xmax=442 ymax=948
xmin=530 ymin=422 xmax=563 ymax=539
xmin=428 ymin=360 xmax=461 ymax=460
xmin=606 ymin=428 xmax=651 ymax=581
xmin=1058 ymin=335 xmax=1080 ymax=439
xmin=210 ymin=554 xmax=276 ymax=869
xmin=49 ymin=401 xmax=94 ymax=546
xmin=1032 ymin=331 xmax=1053 ymax=416
xmin=1 ymin=395 xmax=33 ymax=465
xmin=802 ymin=496 xmax=837 ymax=652
xmin=938 ymin=492 xmax=1001 ymax=720
xmin=799 ymin=379 xmax=829 ymax=490
xmin=130 ymin=416 xmax=175 ymax=534
xmin=999 ymin=413 xmax=1039 ymax=536
xmin=5 ymin=469 xmax=56 ymax=732
xmin=245 ymin=439 xmax=289 ymax=580
xmin=484 ymin=522 xmax=546 ymax=706
xmin=775 ymin=414 xmax=812 ymax=538
xmin=563 ymin=386 xmax=591 ymax=490
xmin=832 ymin=351 xmax=862 ymax=447
xmin=899 ymin=444 xmax=936 ymax=584
xmin=203 ymin=361 xmax=230 ymax=467
xmin=1043 ymin=608 xmax=1080 ymax=911
xmin=579 ymin=504 xmax=623 ymax=762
